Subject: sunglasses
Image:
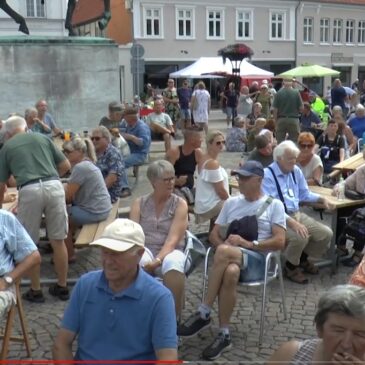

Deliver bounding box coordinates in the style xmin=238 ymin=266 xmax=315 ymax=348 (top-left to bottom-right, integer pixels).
xmin=299 ymin=143 xmax=313 ymax=149
xmin=91 ymin=137 xmax=101 ymax=141
xmin=215 ymin=140 xmax=226 ymax=146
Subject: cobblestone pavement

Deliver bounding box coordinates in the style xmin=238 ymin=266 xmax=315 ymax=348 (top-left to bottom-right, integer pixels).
xmin=3 ymin=111 xmax=357 ymax=363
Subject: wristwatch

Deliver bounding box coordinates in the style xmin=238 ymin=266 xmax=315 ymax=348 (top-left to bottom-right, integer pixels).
xmin=252 ymin=240 xmax=259 ymax=247
xmin=3 ymin=276 xmax=14 ymax=286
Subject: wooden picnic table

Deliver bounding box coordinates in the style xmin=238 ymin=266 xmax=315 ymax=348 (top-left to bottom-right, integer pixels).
xmin=332 ymin=152 xmax=365 ymax=172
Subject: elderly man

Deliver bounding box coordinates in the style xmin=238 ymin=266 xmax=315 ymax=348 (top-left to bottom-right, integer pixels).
xmin=91 ymin=126 xmax=125 ymax=203
xmin=52 ymin=219 xmax=177 ymax=362
xmin=146 ymin=100 xmax=174 ymax=151
xmin=247 ymin=134 xmax=273 ymax=167
xmin=331 ymin=78 xmax=347 ymax=113
xmin=35 ymin=99 xmax=61 ymax=137
xmin=273 ymin=78 xmax=303 ymax=143
xmin=0 ymin=116 xmax=71 ymax=302
xmin=262 ymin=140 xmax=333 ymax=284
xmin=348 ymin=104 xmax=365 ymax=139
xmin=0 ymin=210 xmax=41 ymax=318
xmin=99 ymin=101 xmax=124 ymax=132
xmin=299 ymin=102 xmax=321 ymax=133
xmin=165 ymin=126 xmax=203 ymax=204
xmin=119 ymin=107 xmax=151 ymax=197
xmin=24 ymin=107 xmax=51 ymax=135
xmin=178 ymin=161 xmax=286 ymax=360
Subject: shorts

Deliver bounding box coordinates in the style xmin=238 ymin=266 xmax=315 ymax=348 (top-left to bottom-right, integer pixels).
xmin=226 ymin=107 xmax=237 ymax=119
xmin=180 ymin=108 xmax=191 ymax=120
xmin=0 ymin=287 xmax=16 ymax=320
xmin=150 ymin=131 xmax=166 ymax=141
xmin=140 ymin=247 xmax=186 ymax=275
xmin=69 ymin=205 xmax=110 ymax=226
xmin=17 ymin=180 xmax=68 ymax=242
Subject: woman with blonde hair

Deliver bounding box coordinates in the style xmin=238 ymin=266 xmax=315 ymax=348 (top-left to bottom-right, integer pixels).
xmin=63 ymin=137 xmax=112 ymax=262
xmin=191 ymin=81 xmax=211 ymax=134
xmin=194 ymin=130 xmax=229 ymax=229
xmin=297 ymin=132 xmax=323 ymax=186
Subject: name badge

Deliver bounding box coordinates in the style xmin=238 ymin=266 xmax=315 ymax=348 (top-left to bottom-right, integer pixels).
xmin=288 ymin=188 xmax=294 ymax=197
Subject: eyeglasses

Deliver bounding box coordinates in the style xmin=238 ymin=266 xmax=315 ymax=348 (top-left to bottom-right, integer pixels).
xmin=91 ymin=136 xmax=101 ymax=141
xmin=215 ymin=140 xmax=226 ymax=146
xmin=299 ymin=143 xmax=314 ymax=149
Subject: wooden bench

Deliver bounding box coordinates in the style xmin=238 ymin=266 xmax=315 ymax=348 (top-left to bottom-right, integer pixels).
xmin=74 ymin=199 xmax=120 ymax=248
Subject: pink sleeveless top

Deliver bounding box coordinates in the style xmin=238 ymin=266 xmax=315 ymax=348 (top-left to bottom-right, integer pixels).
xmin=139 ymin=193 xmax=184 ymax=256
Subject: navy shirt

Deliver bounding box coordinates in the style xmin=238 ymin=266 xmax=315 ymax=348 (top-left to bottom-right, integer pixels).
xmin=177 ymin=87 xmax=192 ymax=109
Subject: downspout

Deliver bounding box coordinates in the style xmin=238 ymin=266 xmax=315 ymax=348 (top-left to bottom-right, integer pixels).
xmin=295 ymin=0 xmax=302 ymax=67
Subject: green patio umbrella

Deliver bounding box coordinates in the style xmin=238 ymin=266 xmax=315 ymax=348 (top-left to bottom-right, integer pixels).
xmin=277 ymin=64 xmax=340 ymax=78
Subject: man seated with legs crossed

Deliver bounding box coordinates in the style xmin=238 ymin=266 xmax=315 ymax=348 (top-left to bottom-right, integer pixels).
xmin=178 ymin=161 xmax=286 ymax=360
xmin=262 ymin=140 xmax=333 ymax=284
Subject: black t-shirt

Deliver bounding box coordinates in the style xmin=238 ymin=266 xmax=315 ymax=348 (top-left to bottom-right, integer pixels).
xmin=316 ymin=133 xmax=344 ymax=161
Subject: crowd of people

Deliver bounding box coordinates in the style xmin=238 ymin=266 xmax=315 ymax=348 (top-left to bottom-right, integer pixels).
xmin=1 ymin=75 xmax=365 ymax=364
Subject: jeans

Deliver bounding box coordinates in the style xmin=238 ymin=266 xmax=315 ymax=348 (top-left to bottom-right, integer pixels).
xmin=121 ymin=153 xmax=148 ymax=189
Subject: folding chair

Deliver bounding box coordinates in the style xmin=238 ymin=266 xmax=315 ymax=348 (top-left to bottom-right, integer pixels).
xmin=184 ymin=230 xmax=207 ymax=277
xmin=202 ymin=247 xmax=287 ymax=345
xmin=0 ymin=282 xmax=31 ymax=359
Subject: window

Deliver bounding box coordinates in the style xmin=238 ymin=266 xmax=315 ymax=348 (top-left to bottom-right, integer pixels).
xmin=270 ymin=11 xmax=285 ymax=40
xmin=236 ymin=10 xmax=253 ymax=40
xmin=333 ymin=19 xmax=342 ymax=43
xmin=206 ymin=9 xmax=224 ymax=39
xmin=143 ymin=7 xmax=163 ymax=38
xmin=176 ymin=8 xmax=194 ymax=39
xmin=346 ymin=20 xmax=355 ymax=44
xmin=26 ymin=0 xmax=45 ymax=18
xmin=320 ymin=18 xmax=330 ymax=43
xmin=303 ymin=17 xmax=313 ymax=43
xmin=358 ymin=20 xmax=365 ymax=44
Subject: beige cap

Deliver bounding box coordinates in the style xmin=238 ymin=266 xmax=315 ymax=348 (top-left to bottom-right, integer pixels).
xmin=90 ymin=219 xmax=145 ymax=252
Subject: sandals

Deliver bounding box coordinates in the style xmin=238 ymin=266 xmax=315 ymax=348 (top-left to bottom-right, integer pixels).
xmin=284 ymin=267 xmax=308 ymax=284
xmin=49 ymin=284 xmax=70 ymax=301
xmin=300 ymin=260 xmax=319 ymax=275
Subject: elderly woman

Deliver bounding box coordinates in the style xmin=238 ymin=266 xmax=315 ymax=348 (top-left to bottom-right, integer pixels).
xmin=267 ymin=285 xmax=365 ymax=364
xmin=130 ymin=160 xmax=188 ymax=317
xmin=63 ymin=137 xmax=112 ymax=262
xmin=226 ymin=117 xmax=246 ymax=152
xmin=297 ymin=132 xmax=323 ymax=186
xmin=191 ymin=81 xmax=211 ymax=134
xmin=254 ymin=84 xmax=271 ymax=119
xmin=194 ymin=130 xmax=229 ymax=229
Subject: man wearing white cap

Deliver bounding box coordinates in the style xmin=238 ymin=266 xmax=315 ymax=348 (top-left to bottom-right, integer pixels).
xmin=53 ymin=219 xmax=178 ymax=362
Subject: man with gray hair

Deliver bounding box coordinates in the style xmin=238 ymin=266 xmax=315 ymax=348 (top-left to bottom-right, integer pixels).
xmin=348 ymin=104 xmax=365 ymax=139
xmin=272 ymin=78 xmax=303 ymax=143
xmin=0 ymin=116 xmax=71 ymax=302
xmin=24 ymin=107 xmax=51 ymax=135
xmin=262 ymin=140 xmax=333 ymax=284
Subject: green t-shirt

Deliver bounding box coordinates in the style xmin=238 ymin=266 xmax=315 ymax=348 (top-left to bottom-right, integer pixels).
xmin=273 ymin=88 xmax=303 ymax=117
xmin=0 ymin=132 xmax=66 ymax=186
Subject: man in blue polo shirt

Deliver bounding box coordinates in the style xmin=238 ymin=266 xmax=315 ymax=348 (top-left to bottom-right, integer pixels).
xmin=52 ymin=219 xmax=177 ymax=362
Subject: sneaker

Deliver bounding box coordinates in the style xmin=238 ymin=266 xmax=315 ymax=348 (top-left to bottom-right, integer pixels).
xmin=49 ymin=284 xmax=69 ymax=301
xmin=177 ymin=312 xmax=211 ymax=338
xmin=22 ymin=288 xmax=45 ymax=303
xmin=202 ymin=333 xmax=232 ymax=360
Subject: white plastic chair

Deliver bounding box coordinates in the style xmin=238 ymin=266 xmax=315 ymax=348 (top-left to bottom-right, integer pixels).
xmin=201 ymin=247 xmax=287 ymax=345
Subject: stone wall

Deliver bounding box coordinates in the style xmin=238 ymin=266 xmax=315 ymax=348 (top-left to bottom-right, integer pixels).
xmin=0 ymin=36 xmax=120 ymax=133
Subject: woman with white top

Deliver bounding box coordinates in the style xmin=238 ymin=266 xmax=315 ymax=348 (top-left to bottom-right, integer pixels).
xmin=194 ymin=130 xmax=230 ymax=230
xmin=191 ymin=81 xmax=211 ymax=134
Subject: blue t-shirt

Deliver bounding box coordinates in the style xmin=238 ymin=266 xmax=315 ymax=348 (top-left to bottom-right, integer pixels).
xmin=0 ymin=210 xmax=38 ymax=276
xmin=121 ymin=120 xmax=151 ymax=155
xmin=177 ymin=87 xmax=192 ymax=109
xmin=348 ymin=116 xmax=365 ymax=139
xmin=61 ymin=268 xmax=177 ymax=362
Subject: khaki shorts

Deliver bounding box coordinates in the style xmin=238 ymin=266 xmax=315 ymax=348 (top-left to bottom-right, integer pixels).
xmin=0 ymin=286 xmax=16 ymax=320
xmin=17 ymin=180 xmax=68 ymax=242
xmin=195 ymin=201 xmax=224 ymax=224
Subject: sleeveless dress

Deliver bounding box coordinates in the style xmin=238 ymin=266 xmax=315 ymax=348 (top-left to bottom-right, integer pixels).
xmin=139 ymin=193 xmax=184 ymax=256
xmin=290 ymin=339 xmax=320 ymax=364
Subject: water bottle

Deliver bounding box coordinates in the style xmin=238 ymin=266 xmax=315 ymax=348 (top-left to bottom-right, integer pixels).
xmin=338 ymin=177 xmax=345 ymax=201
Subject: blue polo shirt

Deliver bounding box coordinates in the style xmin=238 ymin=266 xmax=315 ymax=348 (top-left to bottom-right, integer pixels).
xmin=61 ymin=268 xmax=177 ymax=362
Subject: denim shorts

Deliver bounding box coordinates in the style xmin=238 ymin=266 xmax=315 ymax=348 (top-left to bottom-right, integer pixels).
xmin=69 ymin=205 xmax=110 ymax=226
xmin=180 ymin=108 xmax=191 ymax=120
xmin=239 ymin=248 xmax=265 ymax=283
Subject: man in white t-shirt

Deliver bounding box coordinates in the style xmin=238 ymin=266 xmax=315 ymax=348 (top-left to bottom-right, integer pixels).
xmin=178 ymin=161 xmax=286 ymax=360
xmin=146 ymin=100 xmax=174 ymax=151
